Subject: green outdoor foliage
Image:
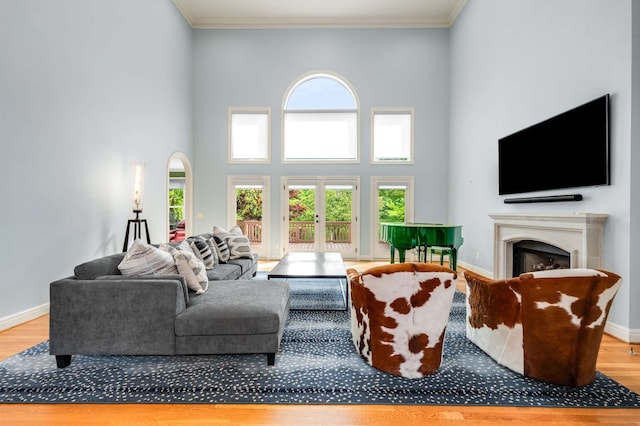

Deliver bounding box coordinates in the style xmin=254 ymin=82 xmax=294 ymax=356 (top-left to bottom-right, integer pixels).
xmin=378 ymin=189 xmax=406 ymax=222
xmin=288 ymin=189 xmax=353 ymax=222
xmin=325 ymin=189 xmax=352 ymax=221
xmin=235 ymin=187 xmax=404 ymax=225
xmin=169 ymin=188 xmax=184 ymax=223
xmin=236 ymin=189 xmax=263 ymax=220
xmin=288 ymin=189 xmax=312 ymax=221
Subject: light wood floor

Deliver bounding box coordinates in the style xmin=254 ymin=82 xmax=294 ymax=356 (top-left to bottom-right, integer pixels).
xmin=1 ymin=261 xmax=639 ymax=425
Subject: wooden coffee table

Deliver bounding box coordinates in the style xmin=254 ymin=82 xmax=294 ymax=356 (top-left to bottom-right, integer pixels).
xmin=267 ymin=252 xmax=348 ymax=309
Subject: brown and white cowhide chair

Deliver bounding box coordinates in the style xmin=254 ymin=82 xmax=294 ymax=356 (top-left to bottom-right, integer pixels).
xmin=464 ymin=268 xmax=622 ymax=387
xmin=347 ymin=262 xmax=457 ymax=378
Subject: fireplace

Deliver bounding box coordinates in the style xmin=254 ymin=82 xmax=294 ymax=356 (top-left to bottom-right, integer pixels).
xmin=512 ymin=240 xmax=570 ymax=276
xmin=489 ymin=213 xmax=608 ymax=279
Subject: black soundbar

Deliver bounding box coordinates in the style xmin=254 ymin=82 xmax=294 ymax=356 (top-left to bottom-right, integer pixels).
xmin=504 ymin=194 xmax=583 ymax=204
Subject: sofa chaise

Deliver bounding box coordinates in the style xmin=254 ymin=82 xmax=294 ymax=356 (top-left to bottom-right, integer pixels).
xmin=49 ymin=233 xmax=290 ymax=368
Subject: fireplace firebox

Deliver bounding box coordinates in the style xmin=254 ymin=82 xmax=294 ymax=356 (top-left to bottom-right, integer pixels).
xmin=512 ymin=240 xmax=570 ymax=276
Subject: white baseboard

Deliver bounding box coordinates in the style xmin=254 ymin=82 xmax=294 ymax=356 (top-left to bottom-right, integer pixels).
xmin=456 ymin=261 xmax=493 ymax=279
xmin=0 ymin=303 xmax=49 ymax=332
xmin=605 ymin=321 xmax=640 ymax=344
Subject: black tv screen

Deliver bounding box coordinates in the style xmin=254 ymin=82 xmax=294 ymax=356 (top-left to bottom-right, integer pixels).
xmin=498 ymin=94 xmax=610 ymax=196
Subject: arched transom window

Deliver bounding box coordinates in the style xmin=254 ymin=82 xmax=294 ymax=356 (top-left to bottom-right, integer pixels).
xmin=283 ymin=73 xmax=358 ymax=163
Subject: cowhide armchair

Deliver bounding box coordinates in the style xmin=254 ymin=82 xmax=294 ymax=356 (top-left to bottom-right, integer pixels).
xmin=347 ymin=262 xmax=457 ymax=378
xmin=464 ymin=268 xmax=622 ymax=387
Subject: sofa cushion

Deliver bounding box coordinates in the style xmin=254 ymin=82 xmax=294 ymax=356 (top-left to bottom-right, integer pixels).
xmin=206 ymin=263 xmax=242 ymax=281
xmin=74 ymin=252 xmax=126 ymax=280
xmin=175 ymin=280 xmax=290 ymax=336
xmin=118 ymin=240 xmax=178 ymax=276
xmin=226 ymin=254 xmax=258 ymax=275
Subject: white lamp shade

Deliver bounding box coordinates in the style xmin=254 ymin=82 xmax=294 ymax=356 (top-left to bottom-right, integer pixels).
xmin=132 ymin=161 xmax=145 ymax=212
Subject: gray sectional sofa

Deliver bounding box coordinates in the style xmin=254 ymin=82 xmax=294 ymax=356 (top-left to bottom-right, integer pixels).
xmin=49 ymin=236 xmax=290 ymax=368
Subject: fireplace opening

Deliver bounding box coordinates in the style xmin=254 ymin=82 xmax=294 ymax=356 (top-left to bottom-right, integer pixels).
xmin=512 ymin=240 xmax=570 ymax=277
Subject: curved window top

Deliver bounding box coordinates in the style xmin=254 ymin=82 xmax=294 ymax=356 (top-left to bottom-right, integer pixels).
xmin=285 ymin=75 xmax=356 ymax=110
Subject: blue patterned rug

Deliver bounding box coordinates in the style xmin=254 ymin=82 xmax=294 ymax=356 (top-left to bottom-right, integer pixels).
xmin=1 ymin=292 xmax=639 ymax=406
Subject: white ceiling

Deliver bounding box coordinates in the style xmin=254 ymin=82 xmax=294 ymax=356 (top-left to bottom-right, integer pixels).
xmin=173 ymin=0 xmax=468 ymax=29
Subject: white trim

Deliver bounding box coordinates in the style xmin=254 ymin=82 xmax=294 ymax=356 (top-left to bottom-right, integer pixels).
xmin=457 ymin=260 xmax=492 ymax=280
xmin=281 ymin=71 xmax=360 ymax=164
xmin=0 ymin=303 xmax=49 ymax=332
xmin=604 ymin=321 xmax=639 ymax=345
xmin=175 ymin=0 xmax=469 ymax=29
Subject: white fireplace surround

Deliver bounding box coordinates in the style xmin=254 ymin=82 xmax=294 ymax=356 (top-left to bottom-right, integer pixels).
xmin=489 ymin=212 xmax=608 ymax=279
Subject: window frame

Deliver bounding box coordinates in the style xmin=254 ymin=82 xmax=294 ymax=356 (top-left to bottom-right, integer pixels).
xmin=228 ymin=107 xmax=271 ymax=164
xmin=371 ymin=107 xmax=415 ymax=164
xmin=282 ymin=72 xmax=360 ymax=164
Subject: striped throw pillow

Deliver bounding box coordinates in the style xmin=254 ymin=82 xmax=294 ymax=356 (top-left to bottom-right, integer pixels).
xmin=188 ymin=236 xmax=215 ymax=269
xmin=118 ymin=239 xmax=177 ymax=276
xmin=212 ymin=235 xmax=230 ymax=263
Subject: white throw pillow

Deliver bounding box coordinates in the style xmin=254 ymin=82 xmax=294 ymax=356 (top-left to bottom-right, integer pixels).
xmin=118 ymin=239 xmax=177 ymax=276
xmin=160 ymin=243 xmax=208 ymax=294
xmin=225 ymin=234 xmax=253 ymax=259
xmin=213 ymin=225 xmax=242 ymax=236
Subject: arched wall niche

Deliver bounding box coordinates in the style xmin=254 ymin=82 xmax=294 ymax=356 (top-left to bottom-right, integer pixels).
xmin=167 ymin=152 xmax=193 ymax=241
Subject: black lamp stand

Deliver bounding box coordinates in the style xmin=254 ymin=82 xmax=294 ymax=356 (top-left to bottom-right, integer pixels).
xmin=123 ymin=210 xmax=150 ymax=252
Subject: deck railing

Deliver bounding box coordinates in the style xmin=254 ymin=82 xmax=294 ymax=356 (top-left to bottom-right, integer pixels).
xmin=237 ymin=220 xmax=352 ymax=243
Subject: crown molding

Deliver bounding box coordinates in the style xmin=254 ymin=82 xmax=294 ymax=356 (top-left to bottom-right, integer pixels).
xmin=174 ymin=0 xmax=468 ymax=29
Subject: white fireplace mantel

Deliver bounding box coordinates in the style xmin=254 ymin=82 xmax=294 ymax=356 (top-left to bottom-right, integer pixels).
xmin=489 ymin=212 xmax=608 ymax=279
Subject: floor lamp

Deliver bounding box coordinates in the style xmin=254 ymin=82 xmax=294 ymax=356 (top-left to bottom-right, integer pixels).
xmin=123 ymin=161 xmax=151 ymax=252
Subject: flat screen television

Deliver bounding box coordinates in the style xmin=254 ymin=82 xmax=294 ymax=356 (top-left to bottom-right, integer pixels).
xmin=498 ymin=94 xmax=610 ymax=196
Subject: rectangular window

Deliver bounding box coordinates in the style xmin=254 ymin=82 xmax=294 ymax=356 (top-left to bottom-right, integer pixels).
xmin=283 ymin=111 xmax=358 ymax=163
xmin=371 ymin=108 xmax=414 ymax=164
xmin=228 ymin=108 xmax=270 ymax=163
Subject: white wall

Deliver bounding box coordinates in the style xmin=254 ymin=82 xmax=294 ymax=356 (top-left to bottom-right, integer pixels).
xmin=449 ymin=0 xmax=637 ymax=336
xmin=192 ymin=28 xmax=451 ymax=258
xmin=0 ymin=0 xmax=193 ymax=325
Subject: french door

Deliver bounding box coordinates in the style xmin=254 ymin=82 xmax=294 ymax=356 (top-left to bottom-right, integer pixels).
xmin=227 ymin=176 xmax=270 ymax=259
xmin=371 ymin=176 xmax=414 ymax=260
xmin=281 ymin=176 xmax=359 ymax=259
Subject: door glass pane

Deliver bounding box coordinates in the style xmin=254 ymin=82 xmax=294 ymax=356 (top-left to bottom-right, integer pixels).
xmin=378 ymin=186 xmax=407 ymax=231
xmin=288 ymin=185 xmax=316 ymax=251
xmin=235 ymin=185 xmax=263 ymax=254
xmin=376 ymin=185 xmax=407 ymax=259
xmin=325 ymin=185 xmax=353 ymax=254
